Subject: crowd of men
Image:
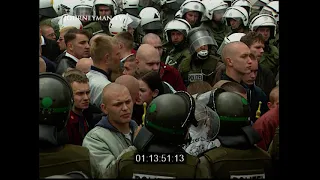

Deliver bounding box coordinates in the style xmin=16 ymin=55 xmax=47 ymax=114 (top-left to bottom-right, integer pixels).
xmin=39 ymin=0 xmax=279 ymax=178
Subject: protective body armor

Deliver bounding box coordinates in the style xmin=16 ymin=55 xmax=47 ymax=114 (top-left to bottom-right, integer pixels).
xmin=200 ymin=21 xmax=231 ymax=48
xmin=84 ymin=21 xmax=111 ymax=36
xmin=165 ymin=47 xmax=191 ymax=69
xmin=200 ymin=145 xmax=273 ymax=179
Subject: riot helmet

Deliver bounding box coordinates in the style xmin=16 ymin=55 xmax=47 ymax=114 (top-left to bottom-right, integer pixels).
xmin=122 ymin=0 xmax=140 ymax=16
xmin=180 ymin=0 xmax=206 ymax=27
xmin=109 ymin=13 xmax=141 ymax=36
xmin=174 ymin=9 xmax=183 ymax=19
xmin=213 ymin=91 xmax=250 ymax=136
xmin=52 ymin=0 xmax=71 ymax=16
xmin=141 ymin=91 xmax=196 ymax=145
xmin=164 ymin=18 xmax=191 ymax=44
xmin=231 ymin=0 xmax=251 ymax=16
xmin=52 ymin=14 xmax=83 ymax=30
xmin=40 ymin=0 xmax=58 ymax=18
xmin=188 ymin=27 xmax=218 ymax=59
xmin=139 ymin=7 xmax=163 ymax=32
xmin=92 ymin=0 xmax=118 ymax=18
xmin=223 ymin=6 xmax=249 ymax=31
xmin=160 ymin=0 xmax=181 ymax=11
xmin=249 ymin=14 xmax=277 ymax=39
xmin=251 ymin=0 xmax=269 ymax=8
xmin=223 ymin=0 xmax=232 ymax=7
xmin=202 ymin=0 xmax=228 ymax=23
xmin=260 ymin=1 xmax=279 ymax=23
xmin=217 ymin=32 xmax=246 ymax=55
xmin=40 ymin=73 xmax=73 ymax=131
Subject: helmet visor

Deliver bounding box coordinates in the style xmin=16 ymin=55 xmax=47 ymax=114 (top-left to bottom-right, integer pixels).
xmin=142 ymin=21 xmax=163 ymax=30
xmin=73 ymin=6 xmax=92 ymax=16
xmin=188 ymin=29 xmax=217 ymax=55
xmin=166 ymin=2 xmax=180 ymax=11
xmin=139 ymin=0 xmax=153 ymax=7
xmin=127 ymin=14 xmax=141 ymax=29
xmin=39 ymin=7 xmax=58 ymax=18
xmin=260 ymin=9 xmax=273 ymax=16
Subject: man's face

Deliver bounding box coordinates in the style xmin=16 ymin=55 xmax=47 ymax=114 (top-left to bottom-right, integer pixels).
xmin=249 ymin=41 xmax=264 ymax=61
xmin=256 ymin=27 xmax=271 ymax=41
xmin=229 ymin=18 xmax=241 ymax=30
xmin=71 ymin=82 xmax=90 ymax=110
xmin=146 ymin=39 xmax=163 ymax=57
xmin=229 ymin=44 xmax=253 ymax=74
xmin=123 ymin=61 xmax=137 ymax=76
xmin=137 ymin=52 xmax=160 ymax=74
xmin=127 ymin=26 xmax=134 ymax=36
xmin=70 ymin=34 xmax=90 ymax=59
xmin=43 ymin=27 xmax=56 ymax=40
xmin=242 ymin=60 xmax=258 ymax=85
xmin=213 ymin=9 xmax=226 ymax=22
xmin=185 ymin=11 xmax=200 ymax=26
xmin=170 ymin=31 xmax=184 ymax=44
xmin=196 ymin=45 xmax=208 ymax=53
xmin=57 ymin=32 xmax=67 ymax=51
xmin=98 ymin=5 xmax=112 ymax=17
xmin=102 ymin=89 xmax=133 ymax=124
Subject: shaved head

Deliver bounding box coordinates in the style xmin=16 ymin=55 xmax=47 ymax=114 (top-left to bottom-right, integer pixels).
xmin=115 ymin=75 xmax=140 ymax=104
xmin=102 ymin=83 xmax=130 ymax=104
xmin=136 ymin=44 xmax=161 ymax=75
xmin=76 ymin=58 xmax=93 ymax=74
xmin=142 ymin=33 xmax=163 ymax=57
xmin=221 ymin=42 xmax=248 ymax=63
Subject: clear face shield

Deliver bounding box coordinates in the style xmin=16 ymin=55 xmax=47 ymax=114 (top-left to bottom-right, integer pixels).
xmin=165 ymin=2 xmax=181 ymax=11
xmin=127 ymin=14 xmax=141 ymax=29
xmin=73 ymin=5 xmax=92 ymax=16
xmin=188 ymin=29 xmax=218 ymax=56
xmin=212 ymin=8 xmax=227 ymax=22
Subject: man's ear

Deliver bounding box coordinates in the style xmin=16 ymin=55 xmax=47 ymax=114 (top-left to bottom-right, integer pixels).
xmin=226 ymin=57 xmax=232 ymax=66
xmin=152 ymin=89 xmax=159 ymax=98
xmin=67 ymin=42 xmax=73 ymax=51
xmin=100 ymin=103 xmax=108 ymax=114
xmin=267 ymin=102 xmax=272 ymax=110
xmin=104 ymin=53 xmax=110 ymax=64
xmin=135 ymin=57 xmax=139 ymax=65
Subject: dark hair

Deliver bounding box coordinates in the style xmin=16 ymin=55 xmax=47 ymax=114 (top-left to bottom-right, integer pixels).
xmin=138 ymin=71 xmax=164 ymax=96
xmin=64 ymin=28 xmax=92 ymax=45
xmin=220 ymin=81 xmax=247 ymax=95
xmin=240 ymin=31 xmax=265 ymax=47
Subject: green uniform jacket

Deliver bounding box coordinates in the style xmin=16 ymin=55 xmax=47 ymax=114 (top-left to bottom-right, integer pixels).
xmin=269 ymin=32 xmax=279 ymax=49
xmin=165 ymin=47 xmax=191 ymax=69
xmin=200 ymin=21 xmax=232 ymax=48
xmin=249 ymin=8 xmax=260 ymax=23
xmin=39 ymin=144 xmax=92 ymax=178
xmin=84 ymin=22 xmax=111 ymax=36
xmin=109 ymin=148 xmax=210 ymax=178
xmin=199 ymin=146 xmax=273 ymax=179
xmin=179 ymin=55 xmax=219 ymax=86
xmin=259 ymin=44 xmax=279 ymax=77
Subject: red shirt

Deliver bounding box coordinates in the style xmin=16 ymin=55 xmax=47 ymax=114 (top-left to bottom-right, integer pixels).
xmin=253 ymin=106 xmax=279 ymax=151
xmin=66 ymin=111 xmax=89 ymax=146
xmin=159 ymin=62 xmax=187 ymax=91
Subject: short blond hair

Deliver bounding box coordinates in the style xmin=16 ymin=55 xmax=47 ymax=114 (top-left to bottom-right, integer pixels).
xmin=59 ymin=26 xmax=77 ymax=34
xmin=90 ymin=36 xmax=118 ymax=63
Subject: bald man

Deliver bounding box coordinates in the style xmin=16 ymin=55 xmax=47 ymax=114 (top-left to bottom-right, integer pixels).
xmin=135 ymin=44 xmax=161 ymax=76
xmin=82 ymin=83 xmax=139 ymax=178
xmin=76 ymin=58 xmax=93 ymax=74
xmin=221 ymin=42 xmax=253 ymax=84
xmin=142 ymin=33 xmax=187 ymax=91
xmin=115 ymin=75 xmax=139 ymax=104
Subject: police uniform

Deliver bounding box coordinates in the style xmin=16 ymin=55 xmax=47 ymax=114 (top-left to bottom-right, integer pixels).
xmin=179 ymin=54 xmax=219 ymax=86
xmin=197 ymin=90 xmax=274 ymax=179
xmin=259 ymin=44 xmax=279 ymax=77
xmin=165 ymin=47 xmax=191 ymax=69
xmin=39 ymin=73 xmax=92 ymax=178
xmin=112 ymin=92 xmax=210 ymax=178
xmin=201 ymin=21 xmax=231 ymax=48
xmin=84 ymin=21 xmax=111 ymax=36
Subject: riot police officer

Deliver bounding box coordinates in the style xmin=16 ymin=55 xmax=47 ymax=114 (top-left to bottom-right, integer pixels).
xmin=249 ymin=0 xmax=270 ymax=22
xmin=158 ymin=0 xmax=181 ymax=26
xmin=231 ymin=0 xmax=252 ymax=17
xmin=138 ymin=7 xmax=164 ymax=43
xmin=40 ymin=0 xmax=58 ymax=26
xmin=201 ymin=0 xmax=231 ymax=47
xmin=107 ymin=91 xmax=210 ymax=178
xmin=197 ymin=89 xmax=274 ymax=179
xmin=223 ymin=6 xmax=249 ymax=35
xmin=178 ymin=27 xmax=220 ymax=87
xmin=39 ymin=73 xmax=92 ymax=178
xmin=84 ymin=0 xmax=118 ymax=36
xmin=164 ymin=18 xmax=192 ymax=69
xmin=259 ymin=1 xmax=279 ymax=48
xmin=180 ymin=0 xmax=206 ymax=28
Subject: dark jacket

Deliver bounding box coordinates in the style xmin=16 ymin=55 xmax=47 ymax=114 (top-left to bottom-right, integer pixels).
xmin=244 ymin=84 xmax=268 ymax=123
xmin=55 ymin=54 xmax=77 ymax=75
xmin=41 ymin=36 xmax=62 ymax=63
xmin=83 ymin=104 xmax=103 ymax=130
xmin=256 ymin=64 xmax=276 ymax=99
xmin=41 ymin=55 xmax=56 ymax=73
